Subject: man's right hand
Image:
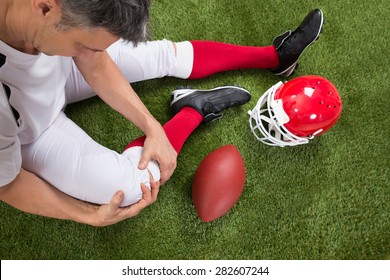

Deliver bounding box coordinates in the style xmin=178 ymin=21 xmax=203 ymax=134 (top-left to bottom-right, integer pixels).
xmin=93 ymin=180 xmax=160 ymax=227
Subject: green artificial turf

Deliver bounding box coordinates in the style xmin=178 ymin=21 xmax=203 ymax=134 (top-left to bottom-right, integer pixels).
xmin=1 ymin=0 xmax=389 ymax=260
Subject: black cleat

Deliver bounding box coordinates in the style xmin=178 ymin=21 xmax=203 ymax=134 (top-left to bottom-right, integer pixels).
xmin=170 ymin=85 xmax=251 ymax=122
xmin=270 ymin=8 xmax=324 ymax=77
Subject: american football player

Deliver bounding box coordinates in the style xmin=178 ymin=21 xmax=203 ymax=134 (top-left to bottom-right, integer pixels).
xmin=0 ymin=0 xmax=323 ymax=226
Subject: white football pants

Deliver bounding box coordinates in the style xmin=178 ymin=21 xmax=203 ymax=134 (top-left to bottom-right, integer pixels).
xmin=21 ymin=39 xmax=194 ymax=206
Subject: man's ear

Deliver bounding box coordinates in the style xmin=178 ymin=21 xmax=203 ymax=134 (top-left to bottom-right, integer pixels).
xmin=31 ymin=0 xmax=58 ymax=17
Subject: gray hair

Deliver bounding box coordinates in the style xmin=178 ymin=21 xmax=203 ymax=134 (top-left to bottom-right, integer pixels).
xmin=57 ymin=0 xmax=151 ymax=44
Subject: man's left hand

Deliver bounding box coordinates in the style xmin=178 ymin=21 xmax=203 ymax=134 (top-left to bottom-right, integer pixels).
xmin=138 ymin=128 xmax=177 ymax=184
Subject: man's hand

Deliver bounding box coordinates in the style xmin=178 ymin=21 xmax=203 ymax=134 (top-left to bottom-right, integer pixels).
xmin=93 ymin=180 xmax=160 ymax=227
xmin=138 ymin=127 xmax=177 ymax=185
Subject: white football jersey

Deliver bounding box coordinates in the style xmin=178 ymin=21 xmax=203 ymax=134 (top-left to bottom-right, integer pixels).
xmin=0 ymin=40 xmax=72 ymax=186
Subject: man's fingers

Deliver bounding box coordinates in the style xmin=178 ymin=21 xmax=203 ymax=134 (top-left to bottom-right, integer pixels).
xmin=123 ymin=184 xmax=154 ymax=217
xmin=140 ymin=183 xmax=152 ymax=202
xmin=109 ymin=190 xmax=124 ymax=212
xmin=159 ymin=169 xmax=168 ymax=185
xmin=149 ymin=180 xmax=160 ymax=202
xmin=134 ymin=182 xmax=159 ymax=209
xmin=138 ymin=150 xmax=151 ymax=170
xmin=158 ymin=156 xmax=176 ymax=184
xmin=110 ymin=180 xmax=161 ymax=222
xmin=160 ymin=163 xmax=175 ymax=184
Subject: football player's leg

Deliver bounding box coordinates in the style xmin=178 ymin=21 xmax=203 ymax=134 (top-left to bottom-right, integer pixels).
xmin=105 ymin=38 xmax=278 ymax=81
xmin=106 ymin=39 xmax=188 ymax=82
xmin=64 ymin=39 xmax=184 ymax=104
xmin=115 ymin=7 xmax=323 ymax=81
xmin=64 ymin=60 xmax=96 ymax=104
xmin=177 ymin=41 xmax=279 ymax=79
xmin=125 ymin=86 xmax=251 ymax=152
xmin=179 ymin=9 xmax=324 ymax=79
xmin=20 ymin=112 xmax=158 ymax=207
xmin=21 ymin=85 xmax=251 ymax=206
xmin=125 ymin=107 xmax=203 ymax=154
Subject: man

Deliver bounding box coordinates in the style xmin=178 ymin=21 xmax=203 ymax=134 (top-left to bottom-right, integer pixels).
xmin=0 ymin=0 xmax=324 ymax=226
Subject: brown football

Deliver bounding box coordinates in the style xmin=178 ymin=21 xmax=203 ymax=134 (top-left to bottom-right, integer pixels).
xmin=192 ymin=144 xmax=246 ymax=222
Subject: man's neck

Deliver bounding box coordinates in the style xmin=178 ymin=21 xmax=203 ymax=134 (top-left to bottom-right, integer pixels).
xmin=0 ymin=0 xmax=39 ymax=54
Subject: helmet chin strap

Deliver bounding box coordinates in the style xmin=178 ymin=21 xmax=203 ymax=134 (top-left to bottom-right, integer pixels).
xmin=312 ymin=129 xmax=323 ymax=137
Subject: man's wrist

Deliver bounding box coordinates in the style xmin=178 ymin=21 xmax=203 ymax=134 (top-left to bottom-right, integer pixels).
xmin=71 ymin=201 xmax=101 ymax=226
xmin=143 ymin=119 xmax=165 ymax=138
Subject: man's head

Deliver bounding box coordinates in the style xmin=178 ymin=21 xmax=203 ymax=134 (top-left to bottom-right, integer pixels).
xmin=56 ymin=0 xmax=151 ymax=45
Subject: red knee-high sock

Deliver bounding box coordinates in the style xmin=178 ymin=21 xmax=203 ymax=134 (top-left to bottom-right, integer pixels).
xmin=188 ymin=40 xmax=279 ymax=79
xmin=124 ymin=107 xmax=203 ymax=154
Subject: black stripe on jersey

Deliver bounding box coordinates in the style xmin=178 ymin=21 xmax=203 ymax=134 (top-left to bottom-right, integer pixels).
xmin=0 ymin=53 xmax=20 ymax=126
xmin=2 ymin=84 xmax=20 ymax=127
xmin=0 ymin=53 xmax=5 ymax=67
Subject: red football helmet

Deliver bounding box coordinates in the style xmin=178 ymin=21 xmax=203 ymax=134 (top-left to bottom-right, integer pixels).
xmin=248 ymin=75 xmax=342 ymax=147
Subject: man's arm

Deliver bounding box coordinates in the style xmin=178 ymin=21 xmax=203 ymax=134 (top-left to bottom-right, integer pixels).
xmin=73 ymin=50 xmax=177 ymax=184
xmin=0 ymin=168 xmax=160 ymax=227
